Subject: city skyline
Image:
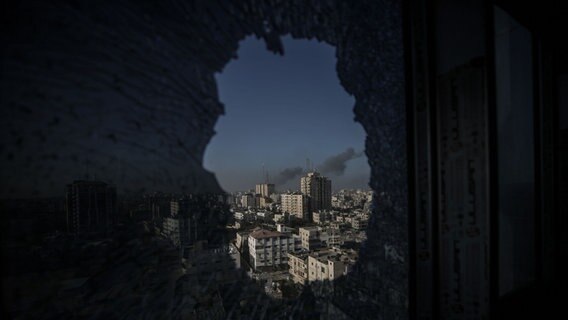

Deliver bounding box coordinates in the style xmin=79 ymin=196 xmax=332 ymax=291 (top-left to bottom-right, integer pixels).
xmin=229 ymin=166 xmax=371 ymax=194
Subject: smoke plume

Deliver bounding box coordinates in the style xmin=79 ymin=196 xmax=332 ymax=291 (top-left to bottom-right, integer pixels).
xmin=274 ymin=166 xmax=304 ymax=185
xmin=319 ymin=148 xmax=364 ymax=176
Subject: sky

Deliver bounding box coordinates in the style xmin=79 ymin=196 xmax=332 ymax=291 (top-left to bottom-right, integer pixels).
xmin=203 ymin=36 xmax=370 ymax=193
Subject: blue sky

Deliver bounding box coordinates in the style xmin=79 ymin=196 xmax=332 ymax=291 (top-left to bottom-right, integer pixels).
xmin=203 ymin=35 xmax=370 ymax=192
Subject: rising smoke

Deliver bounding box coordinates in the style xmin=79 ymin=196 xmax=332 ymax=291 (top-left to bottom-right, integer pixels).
xmin=318 ymin=147 xmax=364 ymax=176
xmin=274 ymin=148 xmax=364 ymax=186
xmin=274 ymin=166 xmax=304 ymax=185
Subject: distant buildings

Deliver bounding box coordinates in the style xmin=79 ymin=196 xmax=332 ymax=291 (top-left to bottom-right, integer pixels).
xmin=288 ymin=251 xmax=310 ymax=284
xmin=162 ymin=194 xmax=227 ymax=250
xmin=301 ymin=172 xmax=332 ymax=212
xmin=276 ymin=223 xmax=295 ymax=234
xmin=352 ymin=217 xmax=368 ymax=230
xmin=235 ymin=231 xmax=249 ymax=250
xmin=162 ymin=199 xmax=195 ymax=248
xmin=281 ymin=192 xmax=308 ymax=219
xmin=332 ymin=189 xmax=373 ymax=209
xmin=288 ymin=248 xmax=358 ymax=284
xmin=234 ymin=211 xmax=256 ymax=223
xmin=298 ymin=226 xmax=344 ymax=249
xmin=228 ymin=175 xmax=368 ymax=289
xmin=251 ymin=184 xmax=275 ymax=209
xmin=313 ymin=210 xmax=331 ymax=224
xmin=248 ymin=229 xmax=296 ymax=269
xmin=241 ymin=193 xmax=260 ymax=208
xmin=65 ymin=180 xmax=117 ymax=236
xmin=299 ymin=226 xmax=322 ymax=251
xmin=256 ymin=211 xmax=273 ymax=220
xmin=255 ymin=183 xmax=275 ymax=197
xmin=325 ymin=227 xmax=343 ymax=247
xmin=307 ymin=249 xmax=357 ymax=282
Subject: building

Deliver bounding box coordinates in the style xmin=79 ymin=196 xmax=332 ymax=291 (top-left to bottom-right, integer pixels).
xmin=162 ymin=195 xmax=226 ymax=249
xmin=313 ymin=210 xmax=331 ymax=224
xmin=352 ymin=218 xmax=368 ymax=230
xmin=259 ymin=196 xmax=272 ymax=208
xmin=300 ymin=172 xmax=332 ymax=212
xmin=330 ymin=221 xmax=342 ymax=230
xmin=234 ymin=211 xmax=245 ymax=221
xmin=280 ymin=192 xmax=308 ymax=219
xmin=289 ymin=248 xmax=358 ymax=284
xmin=235 ymin=231 xmax=249 ymax=250
xmin=308 ymin=250 xmax=348 ymax=282
xmin=241 ymin=193 xmax=260 ymax=209
xmin=248 ymin=229 xmax=296 ymax=269
xmin=288 ymin=251 xmax=310 ymax=284
xmin=317 ymin=227 xmax=343 ymax=247
xmin=299 ymin=226 xmax=322 ymax=251
xmin=256 ymin=211 xmax=273 ymax=220
xmin=162 ymin=200 xmax=193 ymax=248
xmin=234 ymin=211 xmax=255 ymax=222
xmin=273 ymin=213 xmax=284 ymax=223
xmin=65 ymin=180 xmax=117 ymax=236
xmin=276 ymin=223 xmax=295 ymax=234
xmin=325 ymin=227 xmax=343 ymax=247
xmin=162 ymin=216 xmax=183 ymax=247
xmin=255 ymin=183 xmax=275 ymax=197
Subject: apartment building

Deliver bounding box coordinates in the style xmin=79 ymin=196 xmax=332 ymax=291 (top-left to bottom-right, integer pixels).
xmin=248 ymin=229 xmax=296 ymax=269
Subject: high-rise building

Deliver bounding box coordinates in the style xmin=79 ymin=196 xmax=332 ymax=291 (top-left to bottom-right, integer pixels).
xmin=300 ymin=172 xmax=332 ymax=212
xmin=66 ymin=180 xmax=117 ymax=235
xmin=281 ymin=192 xmax=308 ymax=219
xmin=255 ymin=183 xmax=275 ymax=197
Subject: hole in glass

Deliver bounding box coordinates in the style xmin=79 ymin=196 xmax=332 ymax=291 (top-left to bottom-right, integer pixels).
xmin=205 ymin=35 xmax=371 ymax=300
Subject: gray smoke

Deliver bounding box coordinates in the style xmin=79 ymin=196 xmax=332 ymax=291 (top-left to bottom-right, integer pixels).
xmin=319 ymin=148 xmax=364 ymax=176
xmin=273 ymin=148 xmax=363 ymax=186
xmin=275 ymin=166 xmax=304 ymax=185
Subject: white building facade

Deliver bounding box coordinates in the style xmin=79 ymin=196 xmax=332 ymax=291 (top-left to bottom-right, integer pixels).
xmin=281 ymin=193 xmax=308 ymax=219
xmin=248 ymin=229 xmax=296 ymax=269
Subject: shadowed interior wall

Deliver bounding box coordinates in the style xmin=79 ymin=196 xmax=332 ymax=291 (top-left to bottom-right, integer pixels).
xmin=408 ymin=0 xmax=491 ymax=318
xmin=408 ymin=0 xmax=568 ymax=318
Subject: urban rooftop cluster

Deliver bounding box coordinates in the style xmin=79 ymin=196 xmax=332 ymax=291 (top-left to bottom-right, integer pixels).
xmin=226 ymin=171 xmax=372 ymax=298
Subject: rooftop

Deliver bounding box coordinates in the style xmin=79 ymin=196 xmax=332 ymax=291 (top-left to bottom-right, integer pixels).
xmin=249 ymin=229 xmax=285 ymax=239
